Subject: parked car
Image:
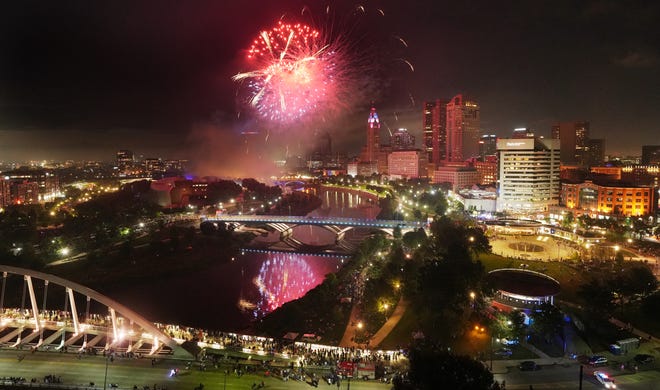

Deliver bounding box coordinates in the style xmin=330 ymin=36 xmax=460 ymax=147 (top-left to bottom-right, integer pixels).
xmin=594 ymin=371 xmax=616 ymax=388
xmin=589 ymin=355 xmax=608 ymax=366
xmin=519 ymin=361 xmax=540 ymax=371
xmin=494 ymin=348 xmax=513 ymax=357
xmin=633 ymin=354 xmax=655 ymax=364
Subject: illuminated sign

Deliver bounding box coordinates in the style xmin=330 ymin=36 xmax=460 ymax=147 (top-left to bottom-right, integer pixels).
xmin=497 ymin=138 xmax=534 ymax=150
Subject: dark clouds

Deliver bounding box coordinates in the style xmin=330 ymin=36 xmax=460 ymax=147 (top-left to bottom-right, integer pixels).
xmin=0 ymin=0 xmax=658 ymax=162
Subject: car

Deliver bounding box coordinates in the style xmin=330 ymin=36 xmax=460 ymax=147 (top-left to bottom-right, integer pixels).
xmin=494 ymin=348 xmax=513 ymax=357
xmin=633 ymin=354 xmax=655 ymax=364
xmin=500 ymin=338 xmax=519 ymax=345
xmin=518 ymin=361 xmax=539 ymax=371
xmin=589 ymin=355 xmax=608 ymax=366
xmin=594 ymin=371 xmax=616 ymax=388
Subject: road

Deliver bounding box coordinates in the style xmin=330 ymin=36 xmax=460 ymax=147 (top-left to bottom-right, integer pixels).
xmin=494 ymin=360 xmax=660 ymax=390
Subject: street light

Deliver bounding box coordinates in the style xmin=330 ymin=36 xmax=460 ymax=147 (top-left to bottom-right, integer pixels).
xmin=102 ymin=353 xmax=111 ymax=390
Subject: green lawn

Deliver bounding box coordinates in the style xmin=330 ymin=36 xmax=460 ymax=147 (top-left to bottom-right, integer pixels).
xmin=476 ymin=252 xmax=588 ymax=303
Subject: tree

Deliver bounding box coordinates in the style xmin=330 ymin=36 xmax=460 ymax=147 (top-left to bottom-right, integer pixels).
xmin=612 ymin=264 xmax=658 ymax=313
xmin=641 ymin=292 xmax=660 ymax=322
xmin=508 ymin=310 xmax=527 ymax=340
xmin=561 ymin=212 xmax=574 ymax=229
xmin=578 ymin=278 xmax=615 ymax=318
xmin=531 ymin=302 xmax=563 ymax=343
xmin=394 ymin=344 xmax=494 ymax=390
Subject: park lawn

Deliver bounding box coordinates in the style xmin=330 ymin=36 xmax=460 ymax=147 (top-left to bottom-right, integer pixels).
xmin=476 ymin=253 xmax=588 ymax=303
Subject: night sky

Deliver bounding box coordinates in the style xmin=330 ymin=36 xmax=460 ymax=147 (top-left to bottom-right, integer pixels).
xmin=1 ymin=0 xmax=658 ymax=167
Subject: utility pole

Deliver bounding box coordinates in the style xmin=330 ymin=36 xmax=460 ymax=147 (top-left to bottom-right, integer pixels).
xmin=579 ymin=365 xmax=583 ymax=390
xmin=103 ymin=354 xmax=110 ymax=390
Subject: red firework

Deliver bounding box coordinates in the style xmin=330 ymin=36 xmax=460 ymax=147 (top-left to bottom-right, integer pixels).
xmin=234 ymin=21 xmax=349 ymax=124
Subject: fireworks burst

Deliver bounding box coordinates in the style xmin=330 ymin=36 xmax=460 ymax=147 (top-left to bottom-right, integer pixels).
xmin=233 ymin=20 xmax=351 ymax=124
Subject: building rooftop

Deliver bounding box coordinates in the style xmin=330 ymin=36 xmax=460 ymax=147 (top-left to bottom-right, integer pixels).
xmin=488 ymin=269 xmax=560 ymax=297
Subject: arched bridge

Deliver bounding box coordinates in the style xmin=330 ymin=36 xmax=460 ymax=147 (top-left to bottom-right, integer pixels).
xmin=204 ymin=215 xmax=425 ymax=252
xmin=0 ymin=265 xmax=191 ymax=357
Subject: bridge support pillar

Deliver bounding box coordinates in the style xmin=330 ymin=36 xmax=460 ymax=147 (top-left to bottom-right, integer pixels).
xmin=39 ymin=280 xmax=49 ymax=345
xmin=66 ymin=287 xmax=80 ymax=335
xmin=25 ymin=276 xmax=40 ymax=332
xmin=110 ymin=307 xmax=118 ymax=344
xmin=0 ymin=272 xmax=6 ymax=313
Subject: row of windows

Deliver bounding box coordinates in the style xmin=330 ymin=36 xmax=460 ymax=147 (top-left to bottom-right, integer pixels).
xmin=600 ymin=204 xmax=648 ymax=210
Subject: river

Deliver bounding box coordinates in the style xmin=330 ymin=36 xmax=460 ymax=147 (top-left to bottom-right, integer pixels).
xmin=107 ymin=189 xmax=380 ymax=331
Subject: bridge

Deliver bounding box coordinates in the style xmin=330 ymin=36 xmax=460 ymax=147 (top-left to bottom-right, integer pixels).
xmin=0 ymin=265 xmax=191 ymax=358
xmin=206 ymin=215 xmax=423 ymax=229
xmin=204 ymin=215 xmax=424 ymax=253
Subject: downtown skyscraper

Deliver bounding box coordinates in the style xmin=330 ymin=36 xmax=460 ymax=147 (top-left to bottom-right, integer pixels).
xmin=422 ymin=99 xmax=448 ymax=166
xmin=446 ymin=94 xmax=480 ymax=162
xmin=423 ymin=95 xmax=480 ymax=166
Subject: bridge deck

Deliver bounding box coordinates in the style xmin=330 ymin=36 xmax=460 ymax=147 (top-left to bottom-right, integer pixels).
xmin=206 ymin=215 xmax=423 ymax=229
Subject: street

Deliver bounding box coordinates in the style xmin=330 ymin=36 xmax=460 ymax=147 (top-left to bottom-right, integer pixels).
xmin=493 ymin=360 xmax=660 ymax=390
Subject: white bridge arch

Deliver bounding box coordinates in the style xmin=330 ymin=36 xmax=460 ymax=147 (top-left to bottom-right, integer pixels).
xmin=0 ymin=265 xmax=190 ymax=357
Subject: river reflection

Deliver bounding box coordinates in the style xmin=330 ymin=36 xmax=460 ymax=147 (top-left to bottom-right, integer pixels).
xmin=245 ymin=252 xmax=343 ymax=319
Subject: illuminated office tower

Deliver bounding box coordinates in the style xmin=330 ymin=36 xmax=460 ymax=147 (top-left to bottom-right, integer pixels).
xmin=446 ymin=94 xmax=480 ymax=162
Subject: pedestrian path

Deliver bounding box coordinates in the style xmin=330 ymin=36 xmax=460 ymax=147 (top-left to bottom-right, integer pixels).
xmin=339 ymin=305 xmax=361 ymax=347
xmin=520 ymin=341 xmax=551 ymax=359
xmin=368 ymin=297 xmax=408 ymax=347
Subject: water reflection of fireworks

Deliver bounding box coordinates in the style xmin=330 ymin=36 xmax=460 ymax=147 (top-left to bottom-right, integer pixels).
xmin=250 ymin=254 xmax=325 ymax=318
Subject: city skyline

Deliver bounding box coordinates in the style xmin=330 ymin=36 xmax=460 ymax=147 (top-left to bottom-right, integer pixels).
xmin=1 ymin=0 xmax=659 ymax=164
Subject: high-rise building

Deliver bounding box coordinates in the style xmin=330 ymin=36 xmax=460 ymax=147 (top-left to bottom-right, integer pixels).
xmin=2 ymin=168 xmax=60 ymax=203
xmin=641 ymin=145 xmax=660 ymax=165
xmin=391 ymin=128 xmax=416 ymax=150
xmin=10 ymin=180 xmax=39 ymax=205
xmin=116 ymin=150 xmax=135 ymax=167
xmin=446 ymin=94 xmax=480 ymax=162
xmin=365 ymin=104 xmax=380 ymax=163
xmin=550 ymin=121 xmax=589 ymax=165
xmin=0 ymin=177 xmax=9 ymax=207
xmin=422 ymin=99 xmax=448 ymax=165
xmin=478 ymin=134 xmax=498 ymax=160
xmin=497 ymin=138 xmax=561 ymax=213
xmin=586 ymin=139 xmax=605 ymax=166
xmin=512 ymin=127 xmax=535 ymax=139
